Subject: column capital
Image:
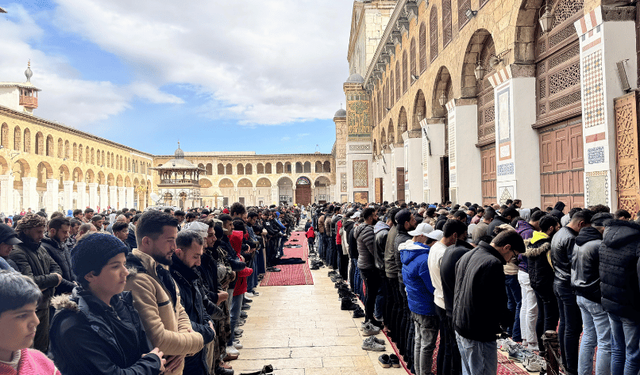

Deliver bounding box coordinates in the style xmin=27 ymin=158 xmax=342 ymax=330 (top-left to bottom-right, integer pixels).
xmin=487 ymin=64 xmax=535 ymax=88
xmin=0 ymin=174 xmax=13 ymax=182
xmin=63 ymin=180 xmax=74 ymax=187
xmin=88 ymin=182 xmax=99 ymax=188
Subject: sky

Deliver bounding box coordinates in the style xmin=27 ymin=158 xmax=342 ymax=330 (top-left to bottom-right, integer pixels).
xmin=0 ymin=0 xmax=353 ymax=155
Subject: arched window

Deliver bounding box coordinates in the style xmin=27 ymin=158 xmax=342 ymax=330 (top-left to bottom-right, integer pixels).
xmin=23 ymin=129 xmax=31 ymax=153
xmin=276 ymin=162 xmax=283 ymax=174
xmin=206 ymin=163 xmax=213 ymax=175
xmin=395 ymin=62 xmax=401 ymax=101
xmin=245 ymin=164 xmax=252 ymax=175
xmin=35 ymin=132 xmax=44 ymax=155
xmin=443 ymin=0 xmax=452 ymax=47
xmin=218 ymin=163 xmax=225 ymax=175
xmin=225 ymin=163 xmax=232 ymax=175
xmin=295 ymin=162 xmax=303 ymax=173
xmin=0 ymin=123 xmax=8 ymax=148
xmin=57 ymin=138 xmax=63 ymax=158
xmin=410 ymin=38 xmax=417 ymax=80
xmin=304 ymin=162 xmax=311 ymax=173
xmin=458 ymin=0 xmax=470 ymax=29
xmin=402 ymin=51 xmax=408 ymax=93
xmin=257 ymin=163 xmax=264 ymax=174
xmin=265 ymin=163 xmax=272 ymax=174
xmin=323 ymin=161 xmax=331 ymax=173
xmin=285 ymin=162 xmax=292 ymax=173
xmin=419 ymin=23 xmax=427 ymax=73
xmin=383 ymin=84 xmax=388 ymax=111
xmin=13 ymin=127 xmax=21 ymax=151
xmin=237 ymin=163 xmax=244 ymax=175
xmin=315 ymin=161 xmax=322 ymax=173
xmin=390 ymin=71 xmax=394 ymax=104
xmin=430 ymin=7 xmax=439 ymax=62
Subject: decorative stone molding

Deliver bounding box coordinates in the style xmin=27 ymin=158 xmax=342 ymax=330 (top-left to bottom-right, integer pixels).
xmin=601 ymin=5 xmax=635 ymax=22
xmin=405 ymin=2 xmax=419 ymax=21
xmin=488 ymin=64 xmax=536 ymax=88
xmin=397 ymin=16 xmax=410 ymax=35
xmin=349 ymin=144 xmax=371 ymax=152
xmin=391 ymin=30 xmax=402 ymax=46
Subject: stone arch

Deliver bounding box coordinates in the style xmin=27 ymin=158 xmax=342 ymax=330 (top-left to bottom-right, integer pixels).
xmin=256 ymin=177 xmax=272 ymax=187
xmin=85 ymin=169 xmax=95 ymax=184
xmin=219 ymin=178 xmax=234 ymax=188
xmin=97 ymin=171 xmax=106 ymax=185
xmin=23 ymin=128 xmax=31 ymax=153
xmin=303 ymin=161 xmax=311 ymax=173
xmin=35 ymin=132 xmax=44 ymax=155
xmin=412 ymin=90 xmax=427 ymax=130
xmin=206 ymin=163 xmax=213 ymax=175
xmin=12 ymin=159 xmax=31 ymax=187
xmin=295 ymin=162 xmax=303 ymax=173
xmin=0 ymin=123 xmax=8 ymax=148
xmin=237 ymin=178 xmax=253 ymax=187
xmin=314 ymin=175 xmax=331 ymax=186
xmin=13 ymin=126 xmax=21 ymax=151
xmin=225 ymin=163 xmax=232 ymax=175
xmin=323 ymin=161 xmax=331 ymax=173
xmin=277 ymin=176 xmax=293 ymax=204
xmin=0 ymin=156 xmax=8 ymax=175
xmin=387 ymin=119 xmax=395 ymax=144
xmin=85 ymin=147 xmax=90 ymax=165
xmin=237 ymin=163 xmax=244 ymax=175
xmin=315 ymin=161 xmax=322 ymax=173
xmin=199 ymin=178 xmax=213 ymax=188
xmin=265 ymin=163 xmax=272 ymax=174
xmin=58 ymin=165 xmax=70 ymax=184
xmin=198 ymin=163 xmax=205 ymax=172
xmin=430 ymin=7 xmax=438 ymax=62
xmin=217 ymin=163 xmax=225 ymax=175
xmin=381 ymin=127 xmax=387 ymax=149
xmin=419 ymin=22 xmax=427 ymax=73
xmin=397 ymin=107 xmax=408 ymax=140
xmin=107 ymin=173 xmax=115 ymax=186
xmin=245 ymin=163 xmax=252 ymax=175
xmin=73 ymin=167 xmax=83 ymax=183
xmin=432 ymin=66 xmax=453 ymax=118
xmin=276 ymin=162 xmax=284 ymax=174
xmin=257 ymin=163 xmax=265 ymax=174
xmin=116 ymin=175 xmax=123 ymax=187
xmin=124 ymin=176 xmax=132 ymax=187
xmin=36 ymin=162 xmax=53 ymax=188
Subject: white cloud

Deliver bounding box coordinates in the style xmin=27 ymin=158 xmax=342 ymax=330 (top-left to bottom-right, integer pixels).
xmin=50 ymin=0 xmax=352 ymax=125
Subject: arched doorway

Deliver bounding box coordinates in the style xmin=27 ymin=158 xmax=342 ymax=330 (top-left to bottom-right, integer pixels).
xmin=256 ymin=178 xmax=272 ymax=206
xmin=295 ymin=176 xmax=311 ymax=206
xmin=219 ymin=178 xmax=234 ymax=207
xmin=314 ymin=176 xmax=331 ymax=204
xmin=277 ymin=177 xmax=293 ymax=205
xmin=237 ymin=178 xmax=253 ymax=206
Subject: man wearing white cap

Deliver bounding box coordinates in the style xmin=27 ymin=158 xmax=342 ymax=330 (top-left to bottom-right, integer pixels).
xmin=398 ymin=223 xmax=443 ymax=375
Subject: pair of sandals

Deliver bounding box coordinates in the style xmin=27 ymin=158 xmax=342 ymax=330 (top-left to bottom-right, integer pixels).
xmin=378 ymin=353 xmax=401 ymax=368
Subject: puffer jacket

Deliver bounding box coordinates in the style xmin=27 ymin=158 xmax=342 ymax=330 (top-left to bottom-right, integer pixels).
xmin=399 ymin=239 xmax=436 ymax=316
xmin=41 ymin=236 xmax=76 ymax=295
xmin=453 ymin=241 xmax=511 ymax=342
xmin=355 ymin=223 xmax=375 ymax=270
xmin=125 ymin=250 xmax=203 ymax=375
xmin=571 ymin=226 xmax=603 ymax=303
xmin=373 ymin=221 xmax=389 ymax=272
xmin=550 ymin=226 xmax=578 ymax=287
xmin=599 ymin=219 xmax=640 ymax=320
xmin=384 ymin=225 xmax=399 ymax=278
xmin=515 ymin=220 xmax=535 ymax=240
xmin=394 ymin=228 xmax=412 ymax=283
xmin=49 ymin=289 xmax=161 ymax=375
xmin=524 ymin=231 xmax=554 ymax=296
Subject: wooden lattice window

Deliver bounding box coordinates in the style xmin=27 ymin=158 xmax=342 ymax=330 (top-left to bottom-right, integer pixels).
xmin=443 ymin=0 xmax=452 ymax=47
xmin=390 ymin=71 xmax=395 ymax=104
xmin=430 ymin=7 xmax=438 ymax=62
xmin=395 ymin=62 xmax=401 ymax=102
xmin=458 ymin=0 xmax=470 ymax=30
xmin=419 ymin=23 xmax=427 ymax=72
xmin=410 ymin=38 xmax=417 ymax=78
xmin=477 ymin=38 xmax=496 ymax=146
xmin=402 ymin=51 xmax=408 ymax=93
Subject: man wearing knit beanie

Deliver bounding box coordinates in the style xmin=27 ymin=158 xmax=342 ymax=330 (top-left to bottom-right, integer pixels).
xmin=124 ymin=211 xmax=204 ymax=375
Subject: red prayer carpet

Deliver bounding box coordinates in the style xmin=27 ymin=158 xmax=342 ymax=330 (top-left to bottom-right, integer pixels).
xmin=259 ymin=231 xmax=314 ymax=286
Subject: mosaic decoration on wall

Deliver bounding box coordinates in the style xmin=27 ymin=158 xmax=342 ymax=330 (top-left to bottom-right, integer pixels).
xmin=499 ymin=185 xmax=514 ymax=205
xmin=497 ymin=89 xmax=511 ymax=142
xmin=583 ymin=49 xmax=605 ymax=128
xmin=347 ymin=97 xmax=371 ymax=138
xmin=340 ymin=173 xmax=347 ymax=192
xmin=587 ymin=146 xmax=605 ymax=164
xmin=585 ymin=171 xmax=609 ymax=206
xmin=349 ymin=144 xmax=371 ymax=152
xmin=497 ymin=162 xmax=515 ymax=176
xmin=354 ymin=191 xmax=369 ymax=204
xmin=448 ymin=115 xmax=456 ymax=165
xmin=353 ymin=160 xmax=369 ymax=188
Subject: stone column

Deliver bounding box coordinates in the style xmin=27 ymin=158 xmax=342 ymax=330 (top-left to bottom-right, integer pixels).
xmin=126 ymin=187 xmax=134 ymax=209
xmin=109 ymin=186 xmax=118 ymax=210
xmin=99 ymin=184 xmax=108 ymax=211
xmin=573 ymin=6 xmax=638 ymax=208
xmin=46 ymin=179 xmax=59 ymax=214
xmin=421 ymin=118 xmax=447 ymax=204
xmin=292 ymin=185 xmax=297 ymax=205
xmin=271 ymin=186 xmax=278 ymax=205
xmin=63 ymin=181 xmax=74 ymax=212
xmin=487 ymin=64 xmax=540 ymax=206
xmin=402 ymin=130 xmax=422 ymax=203
xmin=390 ymin=143 xmax=405 ymax=202
xmin=118 ymin=187 xmax=126 ymax=210
xmin=0 ymin=174 xmax=14 ymax=215
xmin=76 ymin=182 xmax=87 ymax=209
xmin=445 ymin=99 xmax=482 ymax=204
xmin=22 ymin=177 xmax=38 ymax=212
xmin=88 ymin=183 xmax=99 ymax=211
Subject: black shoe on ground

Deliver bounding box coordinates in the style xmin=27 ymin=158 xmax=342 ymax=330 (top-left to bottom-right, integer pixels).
xmin=241 ymin=304 xmax=251 ymax=310
xmin=244 ymin=297 xmax=253 ymax=303
xmin=352 ymin=306 xmax=365 ymax=318
xmin=240 ymin=311 xmax=248 ymax=319
xmin=341 ymin=297 xmax=358 ymax=311
xmin=215 ymin=367 xmax=234 ymax=375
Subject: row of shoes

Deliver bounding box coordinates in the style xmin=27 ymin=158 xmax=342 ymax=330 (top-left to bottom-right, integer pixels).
xmin=266 ymin=266 xmax=281 ymax=272
xmin=378 ymin=354 xmax=401 ymax=368
xmin=497 ymin=338 xmax=546 ymax=372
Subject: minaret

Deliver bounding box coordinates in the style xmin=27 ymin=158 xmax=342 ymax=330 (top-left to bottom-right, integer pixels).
xmin=0 ymin=62 xmax=41 ymax=114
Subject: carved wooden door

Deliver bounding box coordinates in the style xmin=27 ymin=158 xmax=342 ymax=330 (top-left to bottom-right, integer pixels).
xmin=481 ymin=145 xmax=497 ymax=205
xmin=396 ymin=168 xmax=405 ymax=203
xmin=375 ymin=178 xmax=383 ymax=203
xmin=615 ymin=92 xmax=640 ymax=212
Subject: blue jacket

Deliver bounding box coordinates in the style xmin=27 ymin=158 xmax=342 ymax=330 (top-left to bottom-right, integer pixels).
xmin=399 ymin=239 xmax=436 ymax=316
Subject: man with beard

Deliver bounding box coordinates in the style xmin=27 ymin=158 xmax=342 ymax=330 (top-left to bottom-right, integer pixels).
xmin=125 ymin=211 xmax=204 ymax=375
xmin=41 ymin=216 xmax=75 ymax=295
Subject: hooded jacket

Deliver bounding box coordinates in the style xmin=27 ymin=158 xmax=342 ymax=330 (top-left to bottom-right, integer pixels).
xmin=384 ymin=225 xmax=399 ymax=278
xmin=571 ymin=226 xmax=603 ymax=303
xmin=599 ymin=219 xmax=640 ymax=319
xmin=355 ymin=222 xmax=375 ymax=270
xmin=49 ymin=289 xmax=162 ymax=375
xmin=453 ymin=241 xmax=511 ymax=342
xmin=550 ymin=202 xmax=566 ymax=223
xmin=343 ymin=220 xmax=358 ymax=259
xmin=394 ymin=228 xmax=412 ymax=283
xmin=399 ymin=239 xmax=436 ymax=316
xmin=550 ymin=225 xmax=578 ymax=287
xmin=524 ymin=231 xmax=554 ymax=295
xmin=41 ymin=235 xmax=76 ymax=295
xmin=440 ymin=241 xmax=474 ymax=317
xmin=373 ymin=221 xmax=390 ymax=272
xmin=229 ymin=230 xmax=253 ymax=295
xmin=124 ymin=249 xmax=203 ymax=375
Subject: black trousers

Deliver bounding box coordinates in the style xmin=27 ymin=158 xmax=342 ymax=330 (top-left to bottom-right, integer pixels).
xmin=359 ymin=268 xmax=382 ymax=324
xmin=435 ymin=305 xmax=461 ymax=375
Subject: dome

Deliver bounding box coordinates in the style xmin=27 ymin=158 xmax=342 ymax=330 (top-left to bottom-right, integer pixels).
xmin=334 ymin=108 xmax=346 ymax=118
xmin=174 ymin=143 xmax=184 ymax=159
xmin=346 ymin=73 xmax=364 ymax=83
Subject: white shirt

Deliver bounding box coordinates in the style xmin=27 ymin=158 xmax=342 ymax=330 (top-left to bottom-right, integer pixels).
xmin=428 ymin=240 xmax=448 ymax=309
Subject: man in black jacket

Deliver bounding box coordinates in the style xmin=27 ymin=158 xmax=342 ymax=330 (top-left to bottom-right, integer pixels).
xmin=9 ymin=214 xmax=63 ymax=352
xmin=41 ymin=216 xmax=76 ymax=295
xmin=171 ymin=230 xmax=228 ymax=375
xmin=551 ymin=209 xmax=591 ymax=375
xmin=453 ymin=228 xmax=525 ymax=375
